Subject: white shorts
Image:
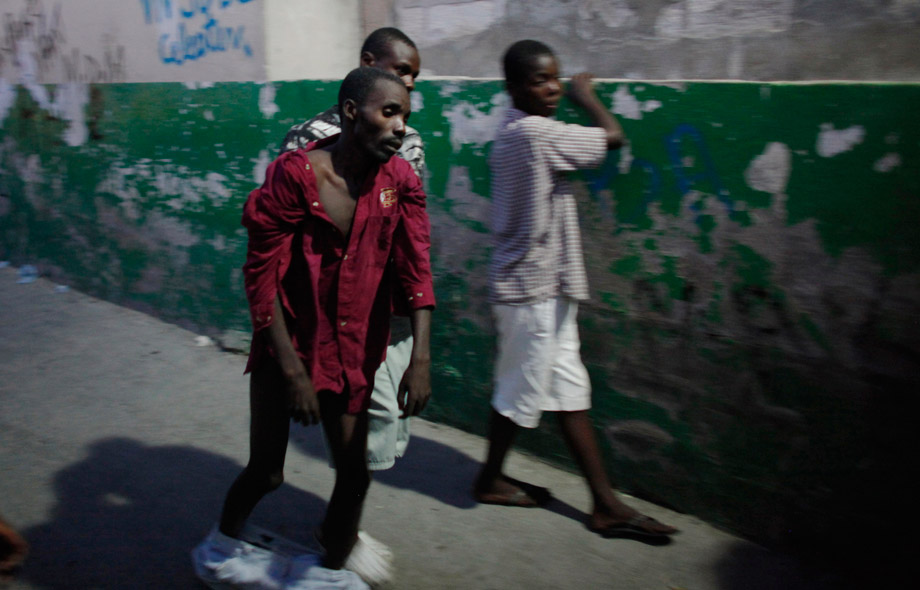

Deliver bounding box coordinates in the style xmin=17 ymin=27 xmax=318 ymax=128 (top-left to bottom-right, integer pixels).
xmin=492 ymin=298 xmax=591 ymax=428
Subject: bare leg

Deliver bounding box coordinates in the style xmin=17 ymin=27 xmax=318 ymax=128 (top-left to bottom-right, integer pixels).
xmin=557 ymin=410 xmax=676 ymax=536
xmin=319 ymin=393 xmax=370 ymax=569
xmin=219 ymin=363 xmax=291 ymax=537
xmin=473 ymin=409 xmax=551 ymax=506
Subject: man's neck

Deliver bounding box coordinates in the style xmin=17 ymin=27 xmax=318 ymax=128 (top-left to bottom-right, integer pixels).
xmin=328 ymin=139 xmax=376 ymax=199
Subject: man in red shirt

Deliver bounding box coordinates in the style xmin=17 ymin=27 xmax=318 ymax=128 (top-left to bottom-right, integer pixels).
xmin=194 ymin=67 xmax=434 ymax=589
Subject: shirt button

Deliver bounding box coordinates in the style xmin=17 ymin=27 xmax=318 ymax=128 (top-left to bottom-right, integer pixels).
xmin=305 ymin=163 xmax=311 ymax=170
xmin=340 ymin=321 xmax=347 ymax=327
xmin=417 ymin=292 xmax=423 ymax=297
xmin=312 ymin=201 xmax=319 ymax=207
xmin=343 ymin=254 xmax=348 ymax=260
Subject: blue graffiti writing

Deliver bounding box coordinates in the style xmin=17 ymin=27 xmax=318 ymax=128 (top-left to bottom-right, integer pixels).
xmin=580 ymin=122 xmax=733 ymax=227
xmin=180 ymin=0 xmax=255 ymax=20
xmin=159 ymin=19 xmax=252 ymax=65
xmin=622 ymin=158 xmax=662 ymax=223
xmin=665 ymin=123 xmax=731 ymax=217
xmin=583 ymin=155 xmax=663 ymax=224
xmin=140 ymin=0 xmax=255 ymax=25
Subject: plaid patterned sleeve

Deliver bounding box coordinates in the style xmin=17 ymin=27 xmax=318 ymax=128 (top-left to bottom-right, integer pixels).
xmin=398 ymin=125 xmax=426 ymax=179
xmin=279 ymin=106 xmax=342 ymax=154
xmin=537 ymin=118 xmax=608 ymax=172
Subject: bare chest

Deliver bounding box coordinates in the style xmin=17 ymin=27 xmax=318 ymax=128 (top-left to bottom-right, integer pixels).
xmin=317 ymin=181 xmax=357 ymax=236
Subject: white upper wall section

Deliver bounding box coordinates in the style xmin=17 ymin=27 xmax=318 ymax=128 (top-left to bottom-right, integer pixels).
xmin=265 ymin=0 xmax=361 ymax=81
xmin=0 ymin=0 xmax=361 ymax=83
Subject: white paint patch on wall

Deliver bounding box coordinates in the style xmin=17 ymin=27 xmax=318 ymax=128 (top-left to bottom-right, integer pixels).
xmin=253 ymin=149 xmax=272 ymax=185
xmin=9 ymin=32 xmax=90 ymax=146
xmin=160 ymin=170 xmax=234 ymax=211
xmin=56 ymin=84 xmax=90 ymax=147
xmin=443 ymin=93 xmax=510 ymax=150
xmin=259 ymin=84 xmax=279 ymax=119
xmin=611 ymin=85 xmax=662 ymax=120
xmin=816 ymin=124 xmax=865 ymax=158
xmin=744 ymin=142 xmax=791 ymax=194
xmin=145 ymin=211 xmax=200 ymax=248
xmin=873 ymin=153 xmax=902 ymax=173
xmin=21 ymin=81 xmax=87 ymax=146
xmin=618 ymin=143 xmax=634 ymax=175
xmin=411 ymin=91 xmax=425 ymax=114
xmin=656 ymin=0 xmax=794 ymax=40
xmin=0 ymin=80 xmax=15 ymax=128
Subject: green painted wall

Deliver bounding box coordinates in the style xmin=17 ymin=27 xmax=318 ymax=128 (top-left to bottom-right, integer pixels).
xmin=2 ymin=79 xmax=918 ymax=563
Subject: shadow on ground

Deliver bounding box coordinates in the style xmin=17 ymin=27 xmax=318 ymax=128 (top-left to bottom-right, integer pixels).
xmin=290 ymin=424 xmax=602 ymax=532
xmin=19 ymin=437 xmax=327 ymax=590
xmin=291 ymin=424 xmax=483 ymax=510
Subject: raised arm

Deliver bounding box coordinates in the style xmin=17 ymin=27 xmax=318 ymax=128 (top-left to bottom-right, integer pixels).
xmin=566 ymin=73 xmax=625 ymax=150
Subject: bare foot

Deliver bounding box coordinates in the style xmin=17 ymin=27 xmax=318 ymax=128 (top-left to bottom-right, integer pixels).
xmin=473 ymin=474 xmax=552 ymax=507
xmin=588 ymin=497 xmax=677 ymax=540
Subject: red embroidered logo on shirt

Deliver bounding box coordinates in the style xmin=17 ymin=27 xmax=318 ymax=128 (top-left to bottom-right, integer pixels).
xmin=379 ymin=187 xmax=397 ymax=208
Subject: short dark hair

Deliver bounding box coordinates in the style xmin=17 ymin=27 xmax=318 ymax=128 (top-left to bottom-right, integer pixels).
xmin=338 ymin=67 xmax=405 ymax=112
xmin=361 ymin=27 xmax=417 ymax=59
xmin=502 ymin=39 xmax=555 ymax=85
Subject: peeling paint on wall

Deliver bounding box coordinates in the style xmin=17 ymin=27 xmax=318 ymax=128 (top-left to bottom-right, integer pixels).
xmin=442 ymin=92 xmax=508 ymax=149
xmin=873 ymin=152 xmax=902 ymax=172
xmin=258 ymin=83 xmax=279 ymax=119
xmin=816 ymin=123 xmax=865 ymax=158
xmin=744 ymin=142 xmax=791 ymax=194
xmin=1 ymin=78 xmax=918 ymax=558
xmin=611 ymin=84 xmax=662 ymax=120
xmin=0 ymin=80 xmax=15 ymax=127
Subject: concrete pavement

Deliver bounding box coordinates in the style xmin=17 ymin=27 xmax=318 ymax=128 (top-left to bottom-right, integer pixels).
xmin=0 ymin=265 xmax=842 ymax=590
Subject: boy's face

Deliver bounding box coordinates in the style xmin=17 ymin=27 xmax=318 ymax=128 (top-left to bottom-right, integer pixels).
xmin=363 ymin=41 xmax=421 ymax=92
xmin=508 ymin=53 xmax=562 ymax=117
xmin=347 ymin=78 xmax=410 ymax=163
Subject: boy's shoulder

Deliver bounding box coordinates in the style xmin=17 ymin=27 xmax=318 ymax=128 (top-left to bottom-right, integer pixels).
xmin=500 ymin=110 xmax=568 ymax=141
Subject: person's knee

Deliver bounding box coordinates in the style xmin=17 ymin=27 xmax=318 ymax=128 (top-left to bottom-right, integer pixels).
xmin=336 ymin=462 xmax=371 ymax=494
xmin=242 ymin=465 xmax=285 ymax=492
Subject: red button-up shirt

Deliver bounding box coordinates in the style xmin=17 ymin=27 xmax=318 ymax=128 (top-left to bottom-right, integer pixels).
xmin=242 ymin=137 xmax=435 ymax=413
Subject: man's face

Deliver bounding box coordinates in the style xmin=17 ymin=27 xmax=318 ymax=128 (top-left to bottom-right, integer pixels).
xmin=508 ymin=53 xmax=562 ymax=117
xmin=363 ymin=41 xmax=421 ymax=92
xmin=349 ymin=79 xmax=411 ymax=163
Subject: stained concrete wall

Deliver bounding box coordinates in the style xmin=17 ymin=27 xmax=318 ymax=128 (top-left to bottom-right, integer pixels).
xmin=377 ymin=0 xmax=920 ymax=81
xmin=0 ymin=0 xmax=361 ymax=83
xmin=2 ymin=78 xmax=918 ymax=562
xmin=3 ymin=0 xmax=919 ymax=568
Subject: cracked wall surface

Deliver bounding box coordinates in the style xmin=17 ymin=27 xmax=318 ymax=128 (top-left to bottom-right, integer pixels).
xmin=390 ymin=0 xmax=920 ymax=81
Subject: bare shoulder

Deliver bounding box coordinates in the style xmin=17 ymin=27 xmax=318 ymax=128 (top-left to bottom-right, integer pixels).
xmin=304 ymin=147 xmax=334 ymax=186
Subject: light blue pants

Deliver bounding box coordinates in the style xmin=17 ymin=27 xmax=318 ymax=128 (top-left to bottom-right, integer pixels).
xmin=365 ymin=336 xmax=413 ymax=470
xmin=322 ymin=337 xmax=412 ymax=471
